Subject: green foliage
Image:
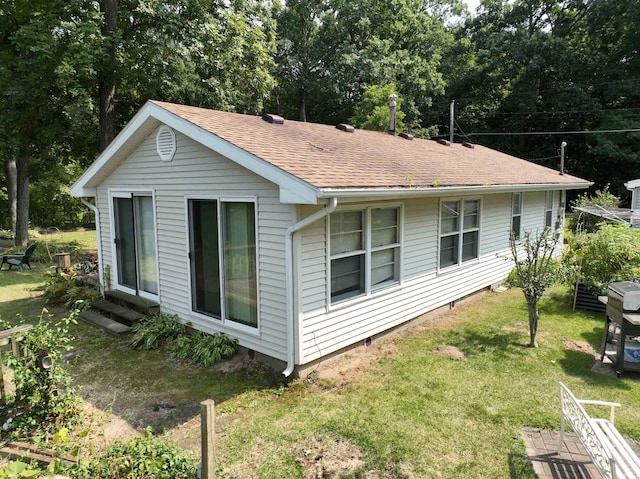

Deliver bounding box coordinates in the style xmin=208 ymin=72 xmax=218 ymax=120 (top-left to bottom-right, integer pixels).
xmin=0 ymin=461 xmax=43 ymax=479
xmin=349 ymin=84 xmax=406 ymax=132
xmin=68 ymin=428 xmax=197 ymax=479
xmin=42 ymin=270 xmax=101 ymax=311
xmin=171 ymin=332 xmax=239 ymax=368
xmin=563 ymin=223 xmax=640 ymax=295
xmin=130 ymin=314 xmax=238 ymax=367
xmin=130 ymin=313 xmax=187 ymax=350
xmin=0 ymin=311 xmax=81 ymax=439
xmin=569 ymin=185 xmax=621 ymax=233
xmin=509 ymin=228 xmax=561 ymax=347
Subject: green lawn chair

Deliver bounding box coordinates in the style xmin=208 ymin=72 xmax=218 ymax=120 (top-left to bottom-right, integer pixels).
xmin=1 ymin=243 xmax=37 ymax=272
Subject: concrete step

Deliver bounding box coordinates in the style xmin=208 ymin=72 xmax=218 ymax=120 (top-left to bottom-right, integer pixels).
xmin=78 ymin=310 xmax=131 ymax=336
xmin=92 ymin=299 xmax=145 ymax=325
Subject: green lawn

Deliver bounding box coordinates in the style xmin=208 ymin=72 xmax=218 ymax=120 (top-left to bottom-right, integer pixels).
xmin=1 ymin=231 xmax=639 ymax=478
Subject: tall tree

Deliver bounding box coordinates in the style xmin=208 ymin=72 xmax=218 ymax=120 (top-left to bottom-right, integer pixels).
xmin=271 ymin=0 xmax=454 ymax=128
xmin=0 ymin=0 xmax=100 ymax=245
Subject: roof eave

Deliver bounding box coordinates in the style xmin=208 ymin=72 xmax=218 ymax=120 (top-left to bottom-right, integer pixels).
xmin=317 ymin=182 xmax=593 ymax=200
xmin=70 ymin=101 xmax=319 ymax=204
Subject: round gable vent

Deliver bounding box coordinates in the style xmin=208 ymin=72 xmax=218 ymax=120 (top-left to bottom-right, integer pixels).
xmin=156 ymin=125 xmax=176 ymax=161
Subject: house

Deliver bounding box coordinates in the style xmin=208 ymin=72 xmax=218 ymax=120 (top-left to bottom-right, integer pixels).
xmin=70 ymin=100 xmax=591 ymax=376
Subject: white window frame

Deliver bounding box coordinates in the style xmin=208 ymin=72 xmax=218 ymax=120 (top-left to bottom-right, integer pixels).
xmin=328 ymin=204 xmax=402 ymax=305
xmin=185 ymin=195 xmax=260 ymax=335
xmin=511 ymin=192 xmax=522 ymax=239
xmin=544 ymin=191 xmax=554 ymax=229
xmin=438 ymin=198 xmax=481 ymax=271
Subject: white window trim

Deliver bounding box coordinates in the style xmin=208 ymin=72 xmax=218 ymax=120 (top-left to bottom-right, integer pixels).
xmin=108 ymin=188 xmax=159 ymax=302
xmin=184 ymin=195 xmax=260 ymax=335
xmin=511 ymin=192 xmax=523 ymax=239
xmin=437 ymin=197 xmax=482 ymax=272
xmin=327 ymin=203 xmax=403 ymax=308
xmin=544 ymin=191 xmax=554 ymax=229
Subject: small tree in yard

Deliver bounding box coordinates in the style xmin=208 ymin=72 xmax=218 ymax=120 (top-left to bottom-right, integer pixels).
xmin=509 ymin=228 xmax=561 ymax=348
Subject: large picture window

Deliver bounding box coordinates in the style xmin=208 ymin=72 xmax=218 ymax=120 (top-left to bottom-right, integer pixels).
xmin=189 ymin=199 xmax=257 ymax=328
xmin=439 ymin=199 xmax=480 ymax=269
xmin=329 ymin=206 xmax=400 ymax=303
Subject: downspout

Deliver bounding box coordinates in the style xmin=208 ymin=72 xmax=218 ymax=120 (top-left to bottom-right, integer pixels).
xmin=283 ymin=197 xmax=338 ymax=377
xmin=81 ymin=199 xmax=104 ymax=295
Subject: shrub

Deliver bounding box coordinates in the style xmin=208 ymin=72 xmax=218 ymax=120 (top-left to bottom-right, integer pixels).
xmin=562 ymin=223 xmax=640 ymax=294
xmin=130 ymin=313 xmax=187 ymax=350
xmin=171 ymin=332 xmax=238 ymax=367
xmin=568 ymin=185 xmax=620 ymax=233
xmin=0 ymin=311 xmax=81 ymax=440
xmin=42 ymin=270 xmax=101 ymax=311
xmin=68 ymin=428 xmax=198 ymax=479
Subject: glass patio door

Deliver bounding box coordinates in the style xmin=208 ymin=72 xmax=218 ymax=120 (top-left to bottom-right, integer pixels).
xmin=113 ymin=194 xmax=158 ymax=299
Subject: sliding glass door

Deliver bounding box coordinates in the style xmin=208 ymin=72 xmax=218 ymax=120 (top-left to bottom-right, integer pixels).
xmin=189 ymin=199 xmax=257 ymax=328
xmin=113 ymin=193 xmax=158 ymax=299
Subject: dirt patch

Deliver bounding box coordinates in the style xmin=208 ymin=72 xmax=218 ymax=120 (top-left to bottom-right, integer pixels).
xmin=563 ymin=339 xmax=597 ymax=358
xmin=432 ymin=345 xmax=467 ymax=360
xmin=293 ymin=434 xmax=365 ymax=479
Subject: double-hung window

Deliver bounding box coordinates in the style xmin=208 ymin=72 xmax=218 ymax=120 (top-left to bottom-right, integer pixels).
xmin=439 ymin=199 xmax=480 ymax=269
xmin=329 ymin=206 xmax=400 ymax=303
xmin=544 ymin=191 xmax=554 ymax=229
xmin=511 ymin=192 xmax=522 ymax=239
xmin=188 ymin=199 xmax=258 ymax=329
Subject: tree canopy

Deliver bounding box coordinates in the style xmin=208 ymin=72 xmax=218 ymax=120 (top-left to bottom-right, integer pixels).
xmin=1 ymin=0 xmax=639 ymax=233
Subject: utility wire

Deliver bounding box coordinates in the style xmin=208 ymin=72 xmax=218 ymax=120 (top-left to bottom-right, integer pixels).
xmin=463 ymin=128 xmax=640 ymax=136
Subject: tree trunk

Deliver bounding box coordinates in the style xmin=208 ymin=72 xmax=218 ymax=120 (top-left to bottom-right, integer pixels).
xmin=14 ymin=156 xmax=30 ymax=247
xmin=299 ymin=97 xmax=306 ymax=122
xmin=527 ymin=301 xmax=539 ymax=348
xmin=98 ymin=0 xmax=118 ymax=152
xmin=3 ymin=158 xmax=17 ymax=232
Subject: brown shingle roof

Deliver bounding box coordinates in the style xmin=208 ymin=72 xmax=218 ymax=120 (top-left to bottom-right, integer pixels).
xmin=152 ymin=101 xmax=589 ymax=190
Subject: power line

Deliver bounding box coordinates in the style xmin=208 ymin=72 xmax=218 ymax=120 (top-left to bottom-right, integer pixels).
xmin=464 ymin=128 xmax=640 ymax=136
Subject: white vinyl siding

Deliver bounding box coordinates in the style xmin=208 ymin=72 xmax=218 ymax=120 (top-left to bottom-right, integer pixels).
xmin=298 ymin=192 xmax=551 ymax=364
xmin=96 ymin=128 xmax=292 ymax=361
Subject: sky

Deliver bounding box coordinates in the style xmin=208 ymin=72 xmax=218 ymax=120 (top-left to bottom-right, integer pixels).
xmin=465 ymin=0 xmax=481 ymax=14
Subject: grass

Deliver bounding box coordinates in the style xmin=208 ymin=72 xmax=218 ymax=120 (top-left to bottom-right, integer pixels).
xmin=2 ymin=230 xmax=640 ymax=478
xmin=211 ymin=288 xmax=640 ymax=478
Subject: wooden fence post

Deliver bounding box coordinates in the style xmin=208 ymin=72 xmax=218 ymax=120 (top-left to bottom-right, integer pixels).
xmin=200 ymin=399 xmax=216 ymax=479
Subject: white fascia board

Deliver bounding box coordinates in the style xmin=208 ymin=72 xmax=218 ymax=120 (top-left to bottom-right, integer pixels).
xmin=71 ymin=101 xmax=319 ymax=204
xmin=625 ymin=179 xmax=640 ymax=190
xmin=69 ymin=103 xmax=163 ymax=197
xmin=317 ymin=182 xmax=593 ymax=200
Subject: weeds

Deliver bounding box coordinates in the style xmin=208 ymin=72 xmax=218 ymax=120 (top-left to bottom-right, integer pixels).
xmin=0 ymin=310 xmax=81 ymax=440
xmin=42 ymin=270 xmax=101 ymax=311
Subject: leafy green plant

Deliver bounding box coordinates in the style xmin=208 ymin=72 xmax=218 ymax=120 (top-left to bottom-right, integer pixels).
xmin=65 ymin=427 xmax=198 ymax=478
xmin=0 ymin=461 xmax=44 ymax=479
xmin=130 ymin=313 xmax=187 ymax=350
xmin=569 ymin=185 xmax=620 ymax=233
xmin=509 ymin=228 xmax=562 ymax=347
xmin=563 ymin=223 xmax=640 ymax=294
xmin=42 ymin=270 xmax=101 ymax=311
xmin=0 ymin=311 xmax=81 ymax=439
xmin=170 ymin=331 xmax=238 ymax=367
